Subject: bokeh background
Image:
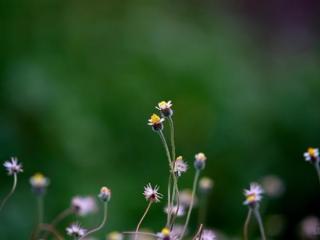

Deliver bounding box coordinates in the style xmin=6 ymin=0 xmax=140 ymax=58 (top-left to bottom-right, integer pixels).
xmin=1 ymin=1 xmax=320 ymax=239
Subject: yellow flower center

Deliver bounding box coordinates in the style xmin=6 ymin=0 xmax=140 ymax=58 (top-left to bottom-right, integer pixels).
xmin=308 ymin=148 xmax=316 ymax=157
xmin=161 ymin=227 xmax=170 ymax=236
xmin=246 ymin=194 xmax=256 ymax=203
xmin=158 ymin=101 xmax=168 ymax=109
xmin=32 ymin=173 xmax=45 ymax=182
xmin=150 ymin=114 xmax=161 ymax=124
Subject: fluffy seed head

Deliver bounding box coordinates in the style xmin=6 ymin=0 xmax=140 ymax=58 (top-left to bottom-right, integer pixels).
xmin=143 ymin=183 xmax=163 ymax=202
xmin=164 ymin=205 xmax=185 ymax=217
xmin=66 ymin=223 xmax=86 ymax=238
xmin=3 ymin=157 xmax=23 ymax=175
xmin=174 ymin=156 xmax=188 ymax=177
xmin=196 ymin=229 xmax=216 ymax=240
xmin=71 ymin=196 xmax=97 ymax=216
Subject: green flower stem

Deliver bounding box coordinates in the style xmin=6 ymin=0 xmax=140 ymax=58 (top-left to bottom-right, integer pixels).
xmin=253 ymin=207 xmax=266 ymax=240
xmin=37 ymin=196 xmax=44 ymax=225
xmin=135 ymin=201 xmax=153 ymax=240
xmin=79 ymin=202 xmax=109 ymax=240
xmin=315 ymin=162 xmax=320 ymax=185
xmin=167 ymin=174 xmax=172 ymax=226
xmin=180 ymin=170 xmax=201 ymax=239
xmin=0 ymin=173 xmax=18 ymax=212
xmin=168 ymin=117 xmax=176 ymax=161
xmin=243 ymin=208 xmax=252 ymax=240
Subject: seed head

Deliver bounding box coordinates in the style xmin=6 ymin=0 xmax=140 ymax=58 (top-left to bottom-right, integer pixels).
xmin=3 ymin=157 xmax=23 ymax=175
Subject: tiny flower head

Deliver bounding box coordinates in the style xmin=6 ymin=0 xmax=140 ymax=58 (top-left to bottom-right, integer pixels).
xmin=179 ymin=189 xmax=198 ymax=207
xmin=30 ymin=172 xmax=50 ymax=195
xmin=71 ymin=196 xmax=97 ymax=216
xmin=194 ymin=152 xmax=207 ymax=170
xmin=164 ymin=205 xmax=185 ymax=217
xmin=157 ymin=227 xmax=171 ymax=240
xmin=243 ymin=183 xmax=264 ymax=206
xmin=107 ymin=231 xmax=123 ymax=240
xmin=66 ymin=222 xmax=86 ymax=238
xmin=199 ymin=177 xmax=214 ymax=194
xmin=174 ymin=156 xmax=188 ymax=177
xmin=304 ymin=147 xmax=319 ymax=163
xmin=300 ymin=216 xmax=320 ymax=238
xmin=156 ymin=101 xmax=173 ymax=118
xmin=143 ymin=183 xmax=162 ymax=202
xmin=3 ymin=157 xmax=23 ymax=175
xmin=196 ymin=229 xmax=216 ymax=240
xmin=98 ymin=186 xmax=111 ymax=202
xmin=148 ymin=114 xmax=165 ymax=131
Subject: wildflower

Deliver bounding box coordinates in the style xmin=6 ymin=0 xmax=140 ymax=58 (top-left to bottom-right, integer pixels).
xmin=199 ymin=177 xmax=214 ymax=194
xmin=300 ymin=216 xmax=320 ymax=238
xmin=98 ymin=186 xmax=111 ymax=202
xmin=179 ymin=189 xmax=198 ymax=207
xmin=66 ymin=223 xmax=86 ymax=238
xmin=107 ymin=231 xmax=123 ymax=240
xmin=3 ymin=157 xmax=23 ymax=175
xmin=143 ymin=183 xmax=162 ymax=202
xmin=156 ymin=101 xmax=173 ymax=118
xmin=196 ymin=229 xmax=216 ymax=240
xmin=243 ymin=183 xmax=264 ymax=206
xmin=164 ymin=205 xmax=185 ymax=217
xmin=194 ymin=152 xmax=207 ymax=171
xmin=157 ymin=227 xmax=171 ymax=240
xmin=174 ymin=156 xmax=188 ymax=177
xmin=304 ymin=147 xmax=319 ymax=163
xmin=71 ymin=196 xmax=97 ymax=216
xmin=148 ymin=114 xmax=165 ymax=131
xmin=30 ymin=173 xmax=50 ymax=195
xmin=261 ymin=175 xmax=285 ymax=198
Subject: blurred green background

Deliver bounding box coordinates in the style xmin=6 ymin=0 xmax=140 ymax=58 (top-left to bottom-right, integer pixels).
xmin=1 ymin=1 xmax=320 ymax=239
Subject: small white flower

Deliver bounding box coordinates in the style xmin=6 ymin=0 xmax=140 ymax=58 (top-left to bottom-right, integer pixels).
xmin=107 ymin=231 xmax=123 ymax=240
xmin=143 ymin=183 xmax=163 ymax=202
xmin=3 ymin=157 xmax=23 ymax=175
xmin=148 ymin=114 xmax=165 ymax=131
xmin=156 ymin=101 xmax=173 ymax=118
xmin=164 ymin=205 xmax=185 ymax=217
xmin=196 ymin=230 xmax=216 ymax=240
xmin=71 ymin=196 xmax=97 ymax=216
xmin=66 ymin=223 xmax=86 ymax=238
xmin=304 ymin=148 xmax=319 ymax=163
xmin=30 ymin=173 xmax=50 ymax=188
xmin=174 ymin=156 xmax=188 ymax=177
xmin=156 ymin=227 xmax=171 ymax=240
xmin=243 ymin=183 xmax=264 ymax=206
xmin=98 ymin=186 xmax=111 ymax=202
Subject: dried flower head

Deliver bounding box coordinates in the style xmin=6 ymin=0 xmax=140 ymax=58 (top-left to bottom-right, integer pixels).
xmin=199 ymin=177 xmax=214 ymax=193
xmin=107 ymin=231 xmax=123 ymax=240
xmin=143 ymin=183 xmax=162 ymax=202
xmin=156 ymin=101 xmax=173 ymax=118
xmin=304 ymin=147 xmax=319 ymax=163
xmin=148 ymin=114 xmax=165 ymax=131
xmin=174 ymin=156 xmax=188 ymax=177
xmin=66 ymin=223 xmax=86 ymax=238
xmin=71 ymin=196 xmax=97 ymax=216
xmin=30 ymin=173 xmax=50 ymax=195
xmin=98 ymin=186 xmax=111 ymax=202
xmin=164 ymin=205 xmax=185 ymax=217
xmin=243 ymin=183 xmax=264 ymax=206
xmin=194 ymin=152 xmax=207 ymax=170
xmin=196 ymin=229 xmax=216 ymax=240
xmin=157 ymin=227 xmax=171 ymax=240
xmin=3 ymin=157 xmax=23 ymax=175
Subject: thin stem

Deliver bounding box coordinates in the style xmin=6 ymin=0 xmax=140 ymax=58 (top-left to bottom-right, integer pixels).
xmin=170 ymin=179 xmax=180 ymax=229
xmin=167 ymin=174 xmax=172 ymax=226
xmin=180 ymin=170 xmax=201 ymax=239
xmin=123 ymin=231 xmax=158 ymax=238
xmin=243 ymin=208 xmax=252 ymax=240
xmin=198 ymin=194 xmax=208 ymax=225
xmin=135 ymin=201 xmax=153 ymax=240
xmin=315 ymin=162 xmax=320 ymax=185
xmin=39 ymin=224 xmax=63 ymax=240
xmin=168 ymin=117 xmax=176 ymax=162
xmin=192 ymin=224 xmax=203 ymax=240
xmin=79 ymin=202 xmax=109 ymax=240
xmin=0 ymin=173 xmax=18 ymax=212
xmin=253 ymin=207 xmax=266 ymax=240
xmin=37 ymin=196 xmax=44 ymax=225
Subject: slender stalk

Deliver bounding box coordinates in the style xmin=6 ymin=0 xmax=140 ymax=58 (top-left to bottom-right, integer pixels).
xmin=170 ymin=179 xmax=181 ymax=229
xmin=167 ymin=174 xmax=172 ymax=226
xmin=243 ymin=208 xmax=252 ymax=240
xmin=253 ymin=207 xmax=266 ymax=240
xmin=135 ymin=201 xmax=153 ymax=240
xmin=168 ymin=117 xmax=176 ymax=162
xmin=79 ymin=202 xmax=109 ymax=240
xmin=198 ymin=194 xmax=208 ymax=225
xmin=192 ymin=224 xmax=203 ymax=240
xmin=314 ymin=163 xmax=320 ymax=185
xmin=123 ymin=231 xmax=158 ymax=238
xmin=180 ymin=170 xmax=201 ymax=239
xmin=0 ymin=173 xmax=18 ymax=212
xmin=37 ymin=196 xmax=44 ymax=225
